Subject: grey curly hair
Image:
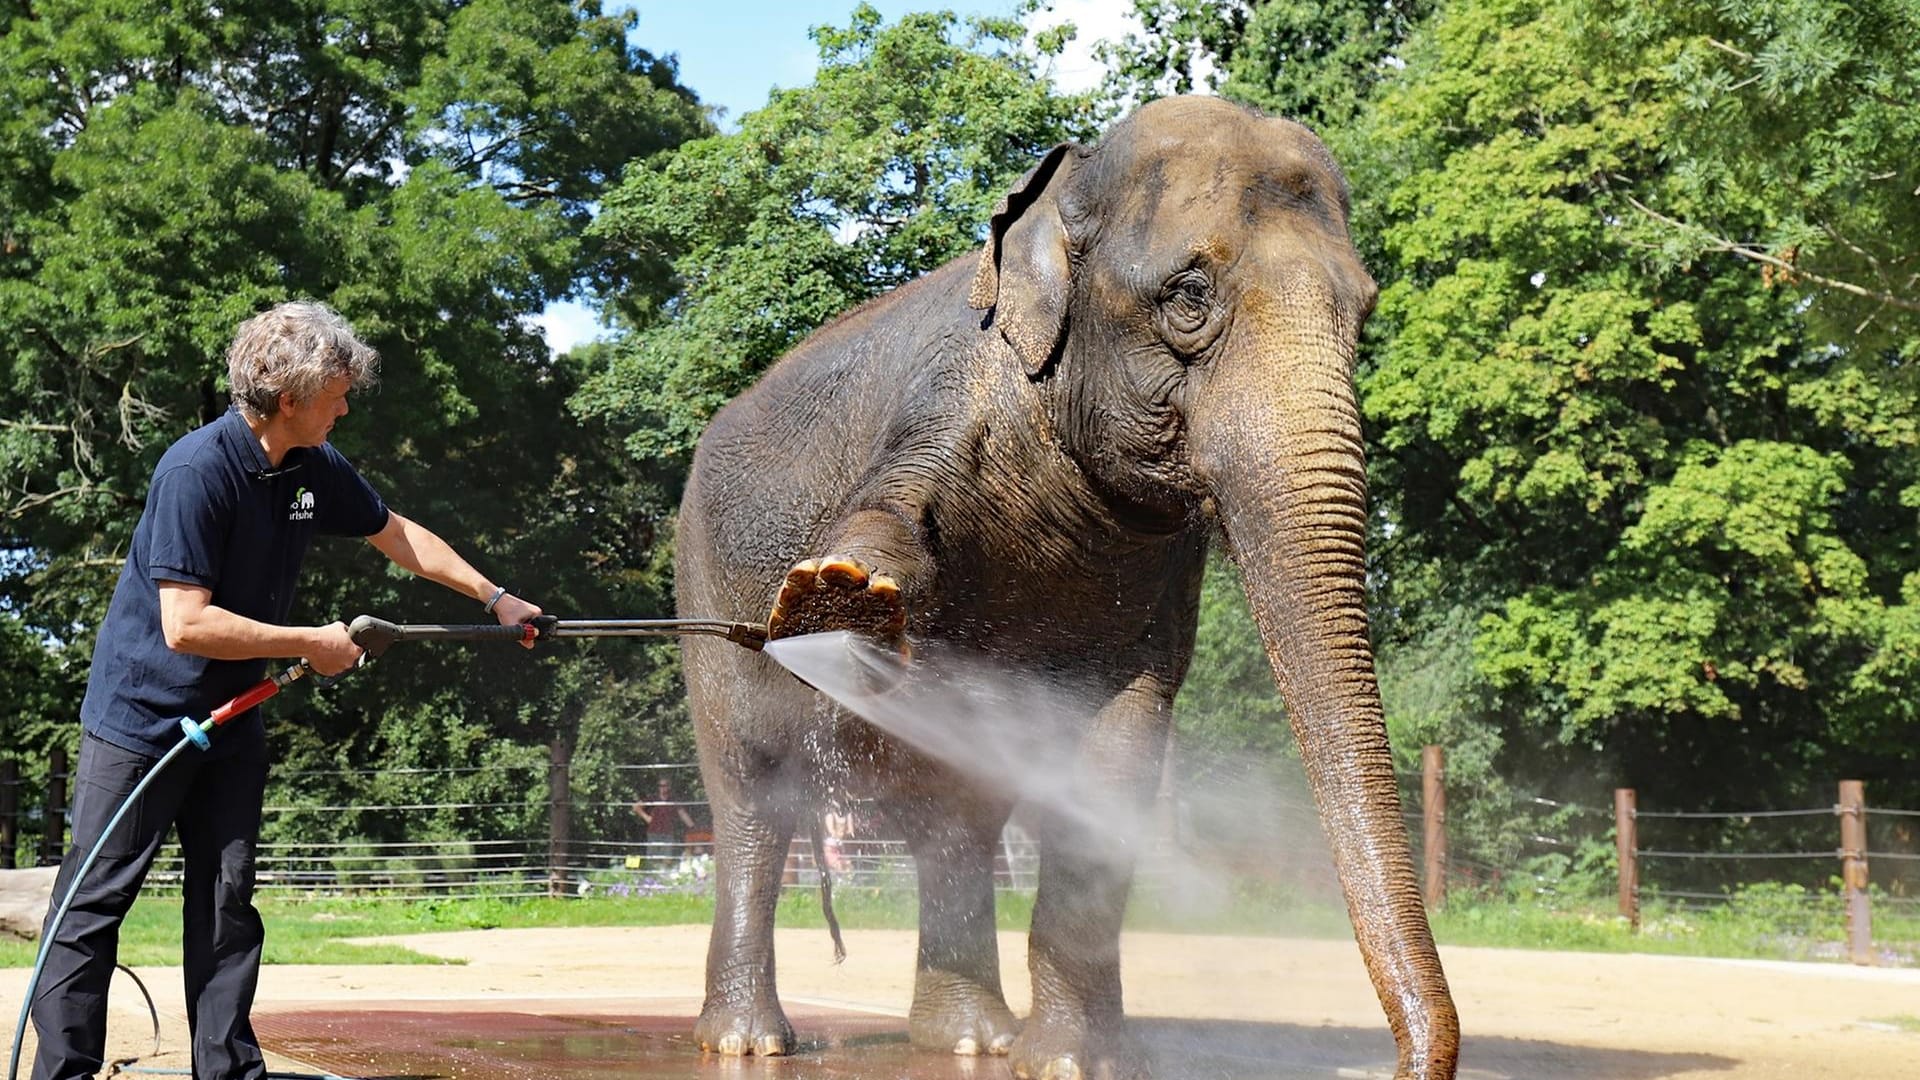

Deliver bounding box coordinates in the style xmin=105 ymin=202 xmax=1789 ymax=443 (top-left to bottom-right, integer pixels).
xmin=227 ymin=301 xmax=380 ymax=418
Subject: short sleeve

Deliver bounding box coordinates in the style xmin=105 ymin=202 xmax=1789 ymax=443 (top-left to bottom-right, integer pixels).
xmin=144 ymin=465 xmax=227 ymax=587
xmin=313 ymin=444 xmax=390 ymax=537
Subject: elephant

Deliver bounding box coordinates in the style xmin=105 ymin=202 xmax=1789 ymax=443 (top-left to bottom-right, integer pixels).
xmin=673 ymin=95 xmax=1459 ymax=1080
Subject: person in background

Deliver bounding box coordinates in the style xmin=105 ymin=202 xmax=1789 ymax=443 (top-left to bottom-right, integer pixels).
xmin=30 ymin=301 xmax=542 ymax=1080
xmin=822 ymin=806 xmax=855 ymax=875
xmin=634 ymin=776 xmax=697 ymax=861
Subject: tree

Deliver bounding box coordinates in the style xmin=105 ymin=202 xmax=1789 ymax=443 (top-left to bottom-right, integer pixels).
xmin=1350 ymin=0 xmax=1920 ymax=826
xmin=1101 ymin=0 xmax=1434 ymax=131
xmin=1594 ymin=0 xmax=1920 ymax=348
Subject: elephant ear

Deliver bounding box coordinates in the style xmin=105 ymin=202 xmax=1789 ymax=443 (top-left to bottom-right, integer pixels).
xmin=969 ymin=143 xmax=1074 ymax=376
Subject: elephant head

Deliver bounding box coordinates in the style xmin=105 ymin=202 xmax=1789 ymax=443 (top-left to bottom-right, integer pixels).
xmin=970 ymin=96 xmax=1460 ymax=1078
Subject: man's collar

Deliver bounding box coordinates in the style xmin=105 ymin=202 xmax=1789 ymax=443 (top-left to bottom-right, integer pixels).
xmin=224 ymin=406 xmax=304 ymax=479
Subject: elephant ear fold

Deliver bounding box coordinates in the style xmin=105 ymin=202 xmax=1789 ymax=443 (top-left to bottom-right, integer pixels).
xmin=969 ymin=143 xmax=1074 ymax=376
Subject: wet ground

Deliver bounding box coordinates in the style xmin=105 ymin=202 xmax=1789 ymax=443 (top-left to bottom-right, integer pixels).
xmin=250 ymin=997 xmax=1420 ymax=1080
xmin=7 ymin=925 xmax=1917 ymax=1079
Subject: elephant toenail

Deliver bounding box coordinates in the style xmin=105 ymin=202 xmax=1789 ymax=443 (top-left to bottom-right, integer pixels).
xmin=1040 ymin=1055 xmax=1084 ymax=1080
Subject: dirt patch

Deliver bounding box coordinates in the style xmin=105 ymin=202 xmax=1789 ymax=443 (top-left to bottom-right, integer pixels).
xmin=4 ymin=925 xmax=1916 ymax=1078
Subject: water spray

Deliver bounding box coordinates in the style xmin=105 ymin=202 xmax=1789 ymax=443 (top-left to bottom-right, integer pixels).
xmin=8 ymin=610 xmax=769 ymax=1080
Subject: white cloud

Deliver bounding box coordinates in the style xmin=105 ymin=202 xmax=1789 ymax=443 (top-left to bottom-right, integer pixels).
xmin=1023 ymin=0 xmax=1143 ymax=96
xmin=532 ymin=299 xmax=610 ymax=356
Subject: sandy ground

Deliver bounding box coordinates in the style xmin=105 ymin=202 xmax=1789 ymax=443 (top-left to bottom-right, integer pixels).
xmin=4 ymin=923 xmax=1917 ymax=1079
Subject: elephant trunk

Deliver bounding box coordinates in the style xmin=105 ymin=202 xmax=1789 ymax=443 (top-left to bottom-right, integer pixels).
xmin=1192 ymin=305 xmax=1459 ymax=1078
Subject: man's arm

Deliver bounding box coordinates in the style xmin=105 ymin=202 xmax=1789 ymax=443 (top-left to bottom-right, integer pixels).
xmin=366 ymin=511 xmax=542 ymax=630
xmin=158 ymin=582 xmax=363 ymax=675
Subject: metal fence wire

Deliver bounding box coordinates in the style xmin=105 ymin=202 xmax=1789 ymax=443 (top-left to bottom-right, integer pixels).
xmin=5 ymin=751 xmax=1917 ymax=968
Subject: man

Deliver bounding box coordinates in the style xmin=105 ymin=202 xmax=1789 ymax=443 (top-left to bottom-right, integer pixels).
xmin=31 ymin=301 xmax=542 ymax=1080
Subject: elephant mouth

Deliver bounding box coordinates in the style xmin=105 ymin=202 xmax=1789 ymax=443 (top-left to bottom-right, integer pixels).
xmin=1056 ymin=375 xmax=1205 ymax=532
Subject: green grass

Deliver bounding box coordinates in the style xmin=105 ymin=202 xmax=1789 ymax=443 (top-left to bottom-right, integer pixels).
xmin=0 ymin=880 xmax=1339 ymax=970
xmin=0 ymin=887 xmax=928 ymax=969
xmin=1431 ymin=886 xmax=1920 ymax=966
xmin=1873 ymin=1016 xmax=1920 ymax=1034
xmin=0 ymin=891 xmax=723 ymax=969
xmin=5 ymin=882 xmax=1914 ymax=971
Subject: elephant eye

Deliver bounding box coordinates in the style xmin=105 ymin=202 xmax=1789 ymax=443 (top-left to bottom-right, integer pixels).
xmin=1159 ymin=269 xmax=1215 ymax=340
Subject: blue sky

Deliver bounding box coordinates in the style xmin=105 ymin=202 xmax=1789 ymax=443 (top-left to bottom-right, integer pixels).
xmin=622 ymin=1 xmax=1126 ymax=131
xmin=533 ymin=1 xmax=1138 ymax=352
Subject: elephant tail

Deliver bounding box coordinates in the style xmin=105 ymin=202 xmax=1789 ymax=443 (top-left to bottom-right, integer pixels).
xmin=811 ymin=824 xmax=847 ymax=964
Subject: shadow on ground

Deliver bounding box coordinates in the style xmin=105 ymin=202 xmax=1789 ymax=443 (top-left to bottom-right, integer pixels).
xmin=250 ymin=1003 xmax=1736 ymax=1080
xmin=1133 ymin=1016 xmax=1733 ymax=1079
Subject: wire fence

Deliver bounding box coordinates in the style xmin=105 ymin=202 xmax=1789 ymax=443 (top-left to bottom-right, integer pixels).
xmin=1393 ymin=754 xmax=1920 ymax=966
xmin=6 ymin=747 xmax=1918 ymax=965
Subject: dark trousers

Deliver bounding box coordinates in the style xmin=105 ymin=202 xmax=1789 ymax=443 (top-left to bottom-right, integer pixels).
xmin=31 ymin=730 xmax=269 ymax=1080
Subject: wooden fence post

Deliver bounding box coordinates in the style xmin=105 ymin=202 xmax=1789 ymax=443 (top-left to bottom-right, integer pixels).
xmin=1838 ymin=780 xmax=1872 ymax=966
xmin=547 ymin=736 xmax=572 ymax=898
xmin=41 ymin=747 xmax=68 ymax=867
xmin=1614 ymin=788 xmax=1638 ymax=930
xmin=1 ymin=760 xmax=16 ymax=870
xmin=1422 ymin=745 xmax=1446 ymax=910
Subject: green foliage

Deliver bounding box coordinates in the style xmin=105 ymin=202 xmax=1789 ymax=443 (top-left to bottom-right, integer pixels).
xmin=1174 ymin=553 xmax=1289 ymax=760
xmin=1102 ymin=0 xmax=1434 ymax=130
xmin=8 ymin=0 xmax=1918 ymax=920
xmin=1590 ymin=0 xmax=1920 ymax=351
xmin=0 ymin=606 xmax=79 ymax=838
xmin=1495 ymin=836 xmax=1618 ymax=905
xmin=1098 ymin=0 xmax=1249 ymax=98
xmin=1347 ymin=0 xmax=1920 ymax=817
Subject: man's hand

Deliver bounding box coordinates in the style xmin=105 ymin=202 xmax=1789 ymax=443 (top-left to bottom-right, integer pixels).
xmin=308 ymin=620 xmax=363 ymax=676
xmin=491 ymin=592 xmax=544 ymax=648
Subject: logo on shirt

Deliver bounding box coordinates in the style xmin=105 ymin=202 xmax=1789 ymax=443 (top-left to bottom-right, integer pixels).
xmin=289 ymin=487 xmax=316 ymax=522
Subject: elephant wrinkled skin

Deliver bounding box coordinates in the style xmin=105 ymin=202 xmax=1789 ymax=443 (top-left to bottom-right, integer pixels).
xmin=674 ymin=95 xmax=1460 ymax=1080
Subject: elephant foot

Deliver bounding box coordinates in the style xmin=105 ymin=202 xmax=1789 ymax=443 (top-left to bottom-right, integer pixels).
xmin=907 ymin=977 xmax=1018 ymax=1056
xmin=768 ymin=555 xmax=908 ymax=649
xmin=1009 ymin=1013 xmax=1148 ymax=1080
xmin=695 ymin=998 xmax=795 ymax=1057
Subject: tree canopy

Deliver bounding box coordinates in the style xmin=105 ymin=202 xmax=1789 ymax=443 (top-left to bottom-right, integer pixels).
xmin=1349 ymin=0 xmax=1920 ymax=811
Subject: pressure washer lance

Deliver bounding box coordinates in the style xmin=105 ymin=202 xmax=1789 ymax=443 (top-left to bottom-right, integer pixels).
xmin=7 ymin=611 xmax=768 ymax=1080
xmin=345 ymin=613 xmax=769 ymax=657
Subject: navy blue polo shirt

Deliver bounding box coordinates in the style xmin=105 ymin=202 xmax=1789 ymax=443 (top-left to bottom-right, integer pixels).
xmin=82 ymin=407 xmax=389 ymax=757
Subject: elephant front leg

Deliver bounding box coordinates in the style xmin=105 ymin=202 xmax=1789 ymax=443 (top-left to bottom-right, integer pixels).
xmin=696 ymin=804 xmax=797 ymax=1056
xmin=1015 ymin=836 xmax=1146 ymax=1080
xmin=1012 ymin=680 xmax=1169 ymax=1080
xmin=895 ymin=798 xmax=1019 ymax=1056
